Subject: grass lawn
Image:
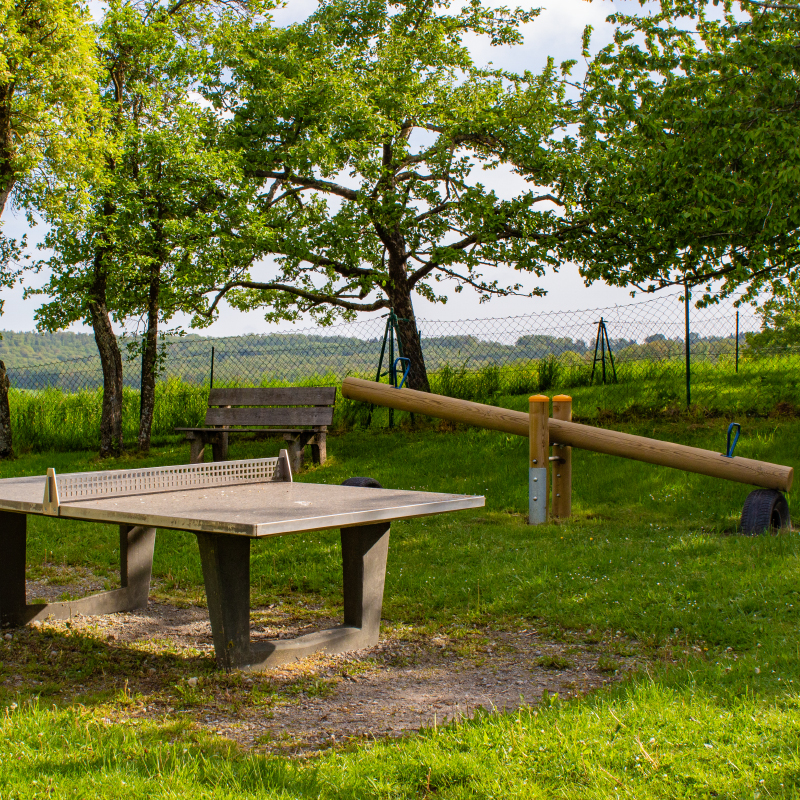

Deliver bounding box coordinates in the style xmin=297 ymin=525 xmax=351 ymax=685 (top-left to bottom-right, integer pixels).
xmin=1 ymin=408 xmax=799 ymax=798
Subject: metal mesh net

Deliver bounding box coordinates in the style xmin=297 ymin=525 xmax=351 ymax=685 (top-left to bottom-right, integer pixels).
xmin=5 ymin=290 xmax=794 ymax=417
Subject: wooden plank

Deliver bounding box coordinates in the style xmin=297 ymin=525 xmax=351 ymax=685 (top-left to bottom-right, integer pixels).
xmin=342 ymin=377 xmax=794 ymax=492
xmin=205 ymin=407 xmax=334 ymax=427
xmin=208 ymin=387 xmax=336 ymax=407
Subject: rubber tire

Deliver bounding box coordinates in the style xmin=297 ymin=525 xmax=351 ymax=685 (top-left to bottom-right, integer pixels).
xmin=341 ymin=477 xmax=383 ymax=489
xmin=740 ymin=489 xmax=791 ymax=535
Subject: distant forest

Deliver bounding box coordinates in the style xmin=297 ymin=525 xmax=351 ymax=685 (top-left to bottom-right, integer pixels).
xmin=0 ymin=330 xmax=204 ymax=367
xmin=1 ymin=327 xmax=745 ymax=393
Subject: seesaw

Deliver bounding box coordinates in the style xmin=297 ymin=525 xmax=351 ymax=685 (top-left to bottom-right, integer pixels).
xmin=341 ymin=377 xmax=794 ymax=534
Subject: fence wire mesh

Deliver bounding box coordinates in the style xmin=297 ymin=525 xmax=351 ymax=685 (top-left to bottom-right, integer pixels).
xmin=5 ymin=290 xmax=797 ymax=420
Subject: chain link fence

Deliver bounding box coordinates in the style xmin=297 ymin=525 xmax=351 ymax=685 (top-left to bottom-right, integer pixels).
xmin=5 ymin=290 xmax=798 ymax=420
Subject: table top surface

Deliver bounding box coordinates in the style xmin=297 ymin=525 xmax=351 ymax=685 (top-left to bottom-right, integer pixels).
xmin=0 ymin=472 xmax=484 ymax=537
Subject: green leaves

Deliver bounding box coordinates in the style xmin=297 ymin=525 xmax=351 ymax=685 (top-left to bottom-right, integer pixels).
xmin=209 ymin=0 xmax=574 ymax=333
xmin=568 ymin=0 xmax=800 ymax=306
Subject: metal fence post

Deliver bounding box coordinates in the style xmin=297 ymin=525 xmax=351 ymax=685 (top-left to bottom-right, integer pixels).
xmin=735 ymin=310 xmax=739 ymax=374
xmin=139 ymin=336 xmax=146 ymax=423
xmin=529 ymin=395 xmax=549 ymax=525
xmin=210 ymin=346 xmax=215 ymax=389
xmin=684 ymin=279 xmax=691 ymax=408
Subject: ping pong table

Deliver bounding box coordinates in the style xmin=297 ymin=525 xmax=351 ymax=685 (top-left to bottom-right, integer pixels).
xmin=0 ymin=452 xmax=483 ymax=670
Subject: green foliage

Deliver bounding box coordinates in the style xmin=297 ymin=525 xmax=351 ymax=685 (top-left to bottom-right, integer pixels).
xmin=569 ymin=0 xmax=800 ymax=304
xmin=0 ymin=330 xmax=100 ymax=365
xmin=0 ymin=0 xmax=99 ymax=214
xmin=31 ymin=0 xmax=257 ymax=335
xmin=747 ymin=277 xmax=800 ymax=353
xmin=206 ymin=0 xmax=580 ymax=387
xmin=536 ymin=354 xmax=561 ymax=392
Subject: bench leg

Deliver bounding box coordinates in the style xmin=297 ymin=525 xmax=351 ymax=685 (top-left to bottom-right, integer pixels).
xmin=0 ymin=511 xmax=155 ymax=627
xmin=189 ymin=436 xmax=206 ymax=464
xmin=283 ymin=435 xmax=304 ymax=473
xmin=211 ymin=432 xmax=229 ymax=462
xmin=311 ymin=430 xmax=327 ymax=465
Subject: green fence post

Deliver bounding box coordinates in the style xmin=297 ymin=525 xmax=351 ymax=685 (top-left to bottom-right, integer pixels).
xmin=684 ymin=279 xmax=691 ymax=408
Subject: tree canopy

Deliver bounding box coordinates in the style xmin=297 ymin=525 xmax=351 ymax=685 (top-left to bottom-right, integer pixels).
xmin=0 ymin=0 xmax=98 ymax=216
xmin=203 ymin=0 xmax=580 ymax=390
xmin=31 ymin=0 xmax=257 ymax=453
xmin=570 ymin=0 xmax=800 ymax=306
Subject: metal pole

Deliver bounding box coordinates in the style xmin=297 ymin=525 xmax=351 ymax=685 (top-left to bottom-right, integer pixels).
xmin=374 ymin=317 xmax=391 ymax=383
xmin=684 ymin=279 xmax=691 ymax=408
xmin=139 ymin=336 xmax=146 ymax=422
xmin=603 ymin=322 xmax=618 ymax=383
xmin=590 ymin=320 xmax=602 ymax=383
xmin=388 ymin=314 xmax=395 ymax=429
xmin=735 ymin=310 xmax=739 ymax=373
xmin=551 ymin=395 xmax=572 ymax=520
xmin=600 ymin=319 xmax=606 ymax=384
xmin=210 ymin=346 xmax=215 ymax=389
xmin=529 ymin=395 xmax=549 ymax=525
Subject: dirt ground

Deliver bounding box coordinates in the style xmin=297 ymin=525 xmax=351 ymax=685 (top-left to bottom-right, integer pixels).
xmin=1 ymin=574 xmax=643 ymax=755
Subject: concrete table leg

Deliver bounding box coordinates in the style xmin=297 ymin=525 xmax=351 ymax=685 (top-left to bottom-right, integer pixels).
xmin=341 ymin=522 xmax=390 ymax=643
xmin=0 ymin=511 xmax=155 ymax=627
xmin=196 ymin=523 xmax=391 ymax=671
xmin=0 ymin=510 xmax=26 ymax=627
xmin=196 ymin=531 xmax=252 ymax=670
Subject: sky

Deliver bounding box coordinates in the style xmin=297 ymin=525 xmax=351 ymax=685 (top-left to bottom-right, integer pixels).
xmin=1 ymin=0 xmax=648 ymax=337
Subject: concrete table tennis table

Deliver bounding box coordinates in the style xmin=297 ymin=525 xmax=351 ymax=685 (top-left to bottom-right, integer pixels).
xmin=0 ymin=453 xmax=483 ymax=670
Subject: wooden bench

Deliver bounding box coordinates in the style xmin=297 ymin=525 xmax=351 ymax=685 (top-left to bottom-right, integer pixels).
xmin=176 ymin=387 xmax=336 ymax=472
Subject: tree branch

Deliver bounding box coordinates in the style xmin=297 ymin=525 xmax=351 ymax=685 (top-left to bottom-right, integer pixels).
xmin=249 ymin=170 xmax=359 ymax=201
xmin=207 ymin=280 xmax=390 ymax=316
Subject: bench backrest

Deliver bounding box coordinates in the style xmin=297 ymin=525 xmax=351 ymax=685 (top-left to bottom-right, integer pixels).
xmin=204 ymin=387 xmax=336 ymax=428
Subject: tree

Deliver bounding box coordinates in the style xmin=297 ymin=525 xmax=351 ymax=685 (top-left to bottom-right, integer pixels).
xmin=204 ymin=0 xmax=579 ymax=391
xmin=0 ymin=0 xmax=97 ymax=457
xmin=0 ymin=0 xmax=97 ymax=216
xmin=33 ymin=0 xmax=254 ymax=454
xmin=569 ymin=0 xmax=800 ymax=305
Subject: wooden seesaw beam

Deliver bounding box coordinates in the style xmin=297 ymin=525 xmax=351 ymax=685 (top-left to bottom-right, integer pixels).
xmin=341 ymin=378 xmax=794 ymax=493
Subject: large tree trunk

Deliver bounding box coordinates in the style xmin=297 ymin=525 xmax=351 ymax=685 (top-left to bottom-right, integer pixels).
xmin=0 ymin=359 xmax=12 ymax=458
xmin=89 ymin=253 xmax=124 ymax=458
xmin=386 ymin=249 xmax=430 ymax=392
xmin=137 ymin=266 xmax=160 ymax=452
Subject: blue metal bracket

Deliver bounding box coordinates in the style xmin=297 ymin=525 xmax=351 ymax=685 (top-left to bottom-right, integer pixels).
xmin=391 ymin=357 xmax=411 ymax=389
xmin=724 ymin=422 xmax=741 ymax=458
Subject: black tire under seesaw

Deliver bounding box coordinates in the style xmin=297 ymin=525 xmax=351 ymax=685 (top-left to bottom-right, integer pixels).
xmin=740 ymin=489 xmax=791 ymax=535
xmin=341 ymin=477 xmax=384 ymax=489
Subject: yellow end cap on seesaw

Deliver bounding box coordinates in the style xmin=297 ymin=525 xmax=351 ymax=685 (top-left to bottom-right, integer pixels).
xmin=529 ymin=395 xmax=549 ymax=403
xmin=553 ymin=395 xmax=572 ymax=402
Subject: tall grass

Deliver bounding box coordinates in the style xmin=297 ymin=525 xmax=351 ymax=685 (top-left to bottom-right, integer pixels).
xmin=7 ymin=355 xmax=800 ymax=453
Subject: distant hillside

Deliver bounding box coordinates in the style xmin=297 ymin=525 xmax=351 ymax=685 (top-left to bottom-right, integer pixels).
xmin=0 ymin=330 xmax=210 ymax=367
xmin=0 ymin=331 xmax=99 ymax=366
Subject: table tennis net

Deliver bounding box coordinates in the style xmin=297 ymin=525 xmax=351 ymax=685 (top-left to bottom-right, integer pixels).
xmin=55 ymin=456 xmax=290 ymax=502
